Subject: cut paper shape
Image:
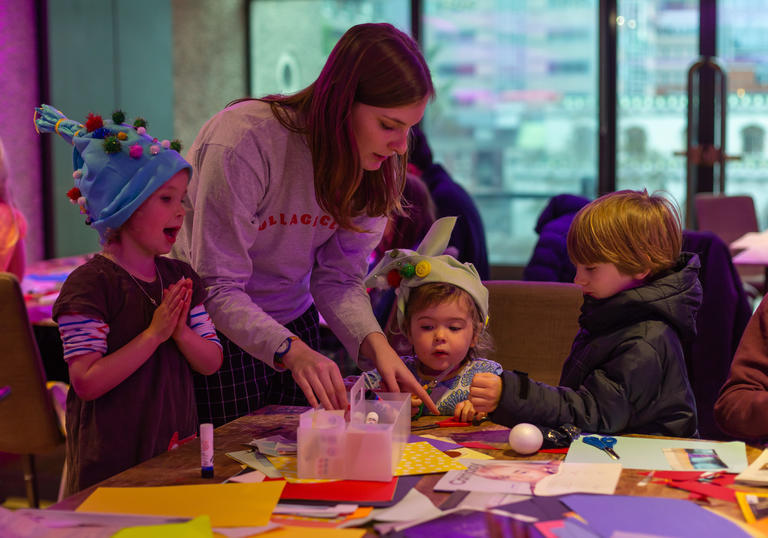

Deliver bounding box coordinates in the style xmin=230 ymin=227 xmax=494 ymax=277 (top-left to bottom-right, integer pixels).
xmin=395 ymin=441 xmax=467 ymax=475
xmin=76 ymin=482 xmax=284 ymax=527
xmin=113 ymin=515 xmax=212 ymax=537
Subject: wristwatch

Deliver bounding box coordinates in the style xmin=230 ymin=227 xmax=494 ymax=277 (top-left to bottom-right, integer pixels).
xmin=274 ymin=336 xmax=298 ymax=366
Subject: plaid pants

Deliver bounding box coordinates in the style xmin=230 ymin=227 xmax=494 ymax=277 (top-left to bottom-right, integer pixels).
xmin=194 ymin=306 xmax=320 ymax=427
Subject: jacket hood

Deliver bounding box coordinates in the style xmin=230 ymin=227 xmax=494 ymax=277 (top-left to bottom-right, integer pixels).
xmin=535 ymin=194 xmax=591 ymax=234
xmin=579 ymin=252 xmax=703 ymax=341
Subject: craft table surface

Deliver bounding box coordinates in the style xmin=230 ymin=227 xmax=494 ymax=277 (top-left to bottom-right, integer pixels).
xmin=49 ymin=405 xmax=767 ymax=531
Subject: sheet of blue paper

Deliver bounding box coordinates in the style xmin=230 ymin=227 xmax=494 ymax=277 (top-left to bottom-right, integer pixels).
xmin=564 ymin=435 xmax=748 ymax=472
xmin=561 ymin=494 xmax=750 ymax=538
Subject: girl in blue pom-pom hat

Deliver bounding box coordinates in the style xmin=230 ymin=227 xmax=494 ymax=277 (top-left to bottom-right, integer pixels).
xmin=34 ymin=105 xmax=223 ymax=495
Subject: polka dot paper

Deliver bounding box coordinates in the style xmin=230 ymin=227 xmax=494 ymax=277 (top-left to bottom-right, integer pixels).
xmin=395 ymin=441 xmax=467 ymax=476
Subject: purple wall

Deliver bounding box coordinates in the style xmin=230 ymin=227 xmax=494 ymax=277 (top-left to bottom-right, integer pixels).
xmin=0 ymin=0 xmax=43 ymax=262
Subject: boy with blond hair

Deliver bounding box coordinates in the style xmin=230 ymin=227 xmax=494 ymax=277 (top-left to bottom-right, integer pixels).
xmin=471 ymin=190 xmax=701 ymax=437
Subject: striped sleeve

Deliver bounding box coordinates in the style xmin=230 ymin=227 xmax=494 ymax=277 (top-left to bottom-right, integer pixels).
xmin=188 ymin=304 xmax=222 ymax=349
xmin=57 ymin=314 xmax=109 ymax=362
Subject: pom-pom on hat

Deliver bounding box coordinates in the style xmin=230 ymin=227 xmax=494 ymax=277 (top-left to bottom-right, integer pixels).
xmin=33 ymin=104 xmax=191 ymax=243
xmin=365 ymin=216 xmax=489 ymax=331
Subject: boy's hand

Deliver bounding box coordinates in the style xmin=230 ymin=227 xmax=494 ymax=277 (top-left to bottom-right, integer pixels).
xmin=469 ymin=372 xmax=502 ymax=414
xmin=454 ymin=399 xmax=486 ymax=423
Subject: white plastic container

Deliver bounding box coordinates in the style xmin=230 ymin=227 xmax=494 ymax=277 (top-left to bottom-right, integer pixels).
xmin=296 ymin=376 xmax=410 ymax=481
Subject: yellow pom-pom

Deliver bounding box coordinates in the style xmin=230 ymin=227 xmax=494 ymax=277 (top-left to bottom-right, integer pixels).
xmin=415 ymin=260 xmax=431 ymax=277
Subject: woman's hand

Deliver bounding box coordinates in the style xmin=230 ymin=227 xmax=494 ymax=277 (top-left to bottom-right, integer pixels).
xmin=281 ymin=339 xmax=349 ymax=411
xmin=360 ymin=332 xmax=439 ymax=415
xmin=469 ymin=372 xmax=502 ymax=414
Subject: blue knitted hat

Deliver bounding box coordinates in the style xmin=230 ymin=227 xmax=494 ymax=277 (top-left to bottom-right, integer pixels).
xmin=34 ymin=104 xmax=192 ymax=243
xmin=365 ymin=216 xmax=489 ymax=331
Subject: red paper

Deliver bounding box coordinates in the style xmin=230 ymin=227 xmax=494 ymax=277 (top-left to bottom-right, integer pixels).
xmin=666 ymin=479 xmax=737 ymax=503
xmin=278 ymin=477 xmax=398 ymax=502
xmin=539 ymin=448 xmax=569 ymax=454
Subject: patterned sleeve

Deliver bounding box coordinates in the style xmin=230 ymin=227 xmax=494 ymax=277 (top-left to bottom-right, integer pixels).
xmin=188 ymin=304 xmax=222 ymax=349
xmin=57 ymin=314 xmax=109 ymax=362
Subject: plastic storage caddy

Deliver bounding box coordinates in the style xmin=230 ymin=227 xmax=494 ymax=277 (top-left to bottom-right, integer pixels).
xmin=296 ymin=375 xmax=410 ymax=481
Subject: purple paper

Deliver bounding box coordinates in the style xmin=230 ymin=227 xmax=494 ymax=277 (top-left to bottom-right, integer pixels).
xmin=561 ymin=494 xmax=750 ymax=538
xmin=450 ymin=429 xmax=510 ymax=444
xmin=409 ymin=434 xmax=463 ymax=451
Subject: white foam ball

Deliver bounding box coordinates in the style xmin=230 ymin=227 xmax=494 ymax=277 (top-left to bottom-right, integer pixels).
xmin=508 ymin=423 xmax=544 ymax=454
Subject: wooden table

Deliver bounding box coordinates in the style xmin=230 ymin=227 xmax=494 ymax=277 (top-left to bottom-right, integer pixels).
xmin=52 ymin=405 xmax=765 ymax=527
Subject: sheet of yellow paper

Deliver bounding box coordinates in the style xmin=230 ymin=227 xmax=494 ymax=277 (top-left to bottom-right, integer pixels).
xmin=113 ymin=515 xmax=212 ymax=537
xmin=77 ymin=482 xmax=285 ymax=527
xmin=395 ymin=441 xmax=467 ymax=476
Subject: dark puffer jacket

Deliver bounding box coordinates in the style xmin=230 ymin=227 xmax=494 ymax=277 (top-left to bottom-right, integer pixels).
xmin=490 ymin=253 xmax=702 ymax=437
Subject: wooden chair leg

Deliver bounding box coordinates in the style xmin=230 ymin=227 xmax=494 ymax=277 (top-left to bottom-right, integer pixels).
xmin=21 ymin=454 xmax=39 ymax=508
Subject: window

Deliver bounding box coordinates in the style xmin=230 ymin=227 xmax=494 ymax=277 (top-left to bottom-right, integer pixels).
xmin=421 ymin=0 xmax=599 ymax=265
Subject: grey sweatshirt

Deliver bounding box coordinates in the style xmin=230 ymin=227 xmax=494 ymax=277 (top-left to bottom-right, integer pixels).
xmin=172 ymin=100 xmax=386 ymax=368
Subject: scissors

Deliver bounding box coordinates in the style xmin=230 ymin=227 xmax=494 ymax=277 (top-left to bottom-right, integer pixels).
xmin=581 ymin=435 xmax=620 ymax=460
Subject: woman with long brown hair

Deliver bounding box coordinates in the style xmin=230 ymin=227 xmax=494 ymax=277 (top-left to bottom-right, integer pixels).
xmin=174 ymin=23 xmax=439 ymax=425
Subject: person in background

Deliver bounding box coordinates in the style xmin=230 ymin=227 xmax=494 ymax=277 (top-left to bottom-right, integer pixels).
xmin=0 ymin=137 xmax=27 ymax=280
xmin=714 ymin=294 xmax=768 ymax=442
xmin=360 ymin=217 xmax=501 ymax=422
xmin=408 ymin=125 xmax=490 ymax=280
xmin=523 ymin=194 xmax=590 ymax=282
xmin=469 ymin=190 xmax=701 ymax=438
xmin=369 ymin=172 xmax=436 ymax=353
xmin=35 ymin=105 xmax=223 ymax=494
xmin=172 ymin=23 xmax=439 ymax=427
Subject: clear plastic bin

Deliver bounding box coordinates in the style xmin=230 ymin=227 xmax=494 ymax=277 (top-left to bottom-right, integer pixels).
xmin=297 ymin=375 xmax=410 ymax=481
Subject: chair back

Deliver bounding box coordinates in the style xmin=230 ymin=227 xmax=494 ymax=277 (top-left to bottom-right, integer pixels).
xmin=694 ymin=194 xmax=759 ymax=246
xmin=0 ymin=272 xmax=64 ymax=454
xmin=484 ymin=280 xmax=582 ymax=386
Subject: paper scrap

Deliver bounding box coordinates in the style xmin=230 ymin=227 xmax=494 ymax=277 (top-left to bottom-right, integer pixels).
xmin=533 ymin=462 xmax=622 ymax=496
xmin=226 ymin=450 xmax=283 ymax=478
xmin=395 ymin=441 xmax=467 ymax=476
xmin=112 ymin=515 xmax=212 ymax=537
xmin=76 ymin=482 xmax=285 ymax=527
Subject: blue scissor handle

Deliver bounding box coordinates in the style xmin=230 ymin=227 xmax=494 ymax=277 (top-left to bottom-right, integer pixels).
xmin=582 ymin=435 xmax=620 ymax=459
xmin=582 ymin=436 xmax=607 ymax=450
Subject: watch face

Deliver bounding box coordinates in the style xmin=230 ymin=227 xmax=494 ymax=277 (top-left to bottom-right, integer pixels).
xmin=276 ymin=338 xmax=290 ymax=355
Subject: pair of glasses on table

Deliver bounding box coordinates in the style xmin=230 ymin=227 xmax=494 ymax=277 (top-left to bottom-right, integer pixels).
xmin=581 ymin=435 xmax=620 ymax=460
